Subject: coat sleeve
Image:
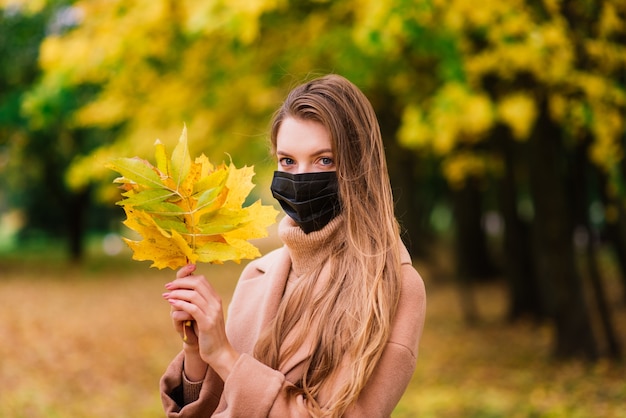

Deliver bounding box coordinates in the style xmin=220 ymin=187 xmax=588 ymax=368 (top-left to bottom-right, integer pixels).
xmin=160 ymin=351 xmax=224 ymax=418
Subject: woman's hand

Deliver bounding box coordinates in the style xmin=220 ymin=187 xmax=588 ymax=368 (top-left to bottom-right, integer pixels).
xmin=166 ymin=264 xmax=201 ymax=346
xmin=163 ymin=264 xmax=239 ymax=381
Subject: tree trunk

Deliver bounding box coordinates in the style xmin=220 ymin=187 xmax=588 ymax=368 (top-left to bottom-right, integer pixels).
xmin=584 ymin=231 xmax=622 ymax=359
xmin=452 ymin=177 xmax=498 ymax=280
xmin=597 ymin=170 xmax=626 ymax=304
xmin=67 ymin=188 xmax=90 ymax=263
xmin=385 ymin=139 xmax=428 ymax=256
xmin=372 ymin=90 xmax=434 ymax=258
xmin=573 ymin=143 xmax=622 ymax=359
xmin=492 ymin=126 xmax=544 ymax=321
xmin=527 ymin=100 xmax=598 ymax=360
xmin=451 ymin=176 xmax=498 ymax=324
xmin=606 ymin=203 xmax=626 ymax=304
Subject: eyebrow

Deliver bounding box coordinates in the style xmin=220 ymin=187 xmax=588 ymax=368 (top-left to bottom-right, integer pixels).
xmin=276 ymin=148 xmax=334 ymax=157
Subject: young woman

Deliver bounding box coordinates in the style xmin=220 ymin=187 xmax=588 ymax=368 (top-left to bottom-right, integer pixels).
xmin=161 ymin=74 xmax=426 ymax=417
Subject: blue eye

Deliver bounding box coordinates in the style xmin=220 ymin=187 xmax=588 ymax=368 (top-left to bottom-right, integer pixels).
xmin=280 ymin=157 xmax=295 ymax=166
xmin=320 ymin=157 xmax=334 ymax=166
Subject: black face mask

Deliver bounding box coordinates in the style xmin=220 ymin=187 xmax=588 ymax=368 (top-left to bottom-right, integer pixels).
xmin=270 ymin=171 xmax=342 ymax=234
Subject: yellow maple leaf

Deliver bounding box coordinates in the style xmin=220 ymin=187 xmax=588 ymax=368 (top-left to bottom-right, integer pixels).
xmin=224 ymin=163 xmax=256 ymax=209
xmin=107 ymin=125 xmax=278 ymax=269
xmin=122 ymin=208 xmax=197 ymax=269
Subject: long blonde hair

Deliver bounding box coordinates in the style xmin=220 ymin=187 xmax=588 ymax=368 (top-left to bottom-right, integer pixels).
xmin=255 ymin=74 xmax=402 ymax=417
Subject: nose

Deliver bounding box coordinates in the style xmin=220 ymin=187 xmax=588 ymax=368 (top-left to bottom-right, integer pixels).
xmin=295 ymin=163 xmax=313 ymax=174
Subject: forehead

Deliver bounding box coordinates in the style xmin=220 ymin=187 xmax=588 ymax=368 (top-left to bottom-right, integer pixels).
xmin=276 ymin=117 xmax=332 ymax=154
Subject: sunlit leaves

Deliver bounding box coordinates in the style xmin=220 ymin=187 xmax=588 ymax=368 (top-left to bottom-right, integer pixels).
xmin=24 ymin=0 xmax=626 ymax=195
xmin=400 ymin=83 xmax=494 ymax=155
xmin=442 ymin=151 xmax=502 ymax=190
xmin=34 ymin=0 xmax=287 ymax=200
xmin=384 ymin=0 xmax=626 ymax=186
xmin=107 ymin=126 xmax=278 ymax=269
xmin=497 ymin=93 xmax=537 ymax=141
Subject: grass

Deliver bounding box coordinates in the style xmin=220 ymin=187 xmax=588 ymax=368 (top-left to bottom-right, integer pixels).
xmin=1 ymin=238 xmax=625 ymax=418
xmin=397 ymin=280 xmax=626 ymax=418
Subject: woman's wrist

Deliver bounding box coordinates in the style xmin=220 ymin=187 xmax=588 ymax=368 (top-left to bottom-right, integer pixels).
xmin=202 ymin=346 xmax=240 ymax=382
xmin=183 ymin=347 xmax=208 ymax=382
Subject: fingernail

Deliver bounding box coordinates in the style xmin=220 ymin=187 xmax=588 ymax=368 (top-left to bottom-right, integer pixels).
xmin=168 ymin=299 xmax=176 ymax=305
xmin=165 ymin=283 xmax=173 ymax=289
xmin=162 ymin=292 xmax=170 ymax=298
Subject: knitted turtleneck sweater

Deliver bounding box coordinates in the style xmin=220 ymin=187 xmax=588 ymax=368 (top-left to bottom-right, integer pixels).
xmin=277 ymin=213 xmax=343 ymax=277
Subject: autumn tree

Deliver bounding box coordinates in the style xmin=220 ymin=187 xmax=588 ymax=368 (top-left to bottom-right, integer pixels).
xmin=0 ymin=0 xmax=114 ymax=261
xmin=11 ymin=0 xmax=624 ymax=360
xmin=4 ymin=0 xmax=288 ymax=260
xmin=392 ymin=0 xmax=625 ymax=359
xmin=27 ymin=0 xmax=436 ymax=260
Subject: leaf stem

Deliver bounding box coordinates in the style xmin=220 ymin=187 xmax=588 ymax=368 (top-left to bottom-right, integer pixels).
xmin=183 ymin=320 xmax=191 ymax=342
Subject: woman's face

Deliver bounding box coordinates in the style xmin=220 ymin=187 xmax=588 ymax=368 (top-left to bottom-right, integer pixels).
xmin=276 ymin=117 xmax=335 ymax=174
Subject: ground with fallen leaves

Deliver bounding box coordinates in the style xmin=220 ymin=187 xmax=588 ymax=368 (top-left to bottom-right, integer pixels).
xmin=1 ymin=239 xmax=624 ymax=418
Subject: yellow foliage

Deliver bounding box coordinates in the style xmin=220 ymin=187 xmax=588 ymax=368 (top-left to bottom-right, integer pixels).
xmin=27 ymin=0 xmax=626 ymax=194
xmin=548 ymin=93 xmax=567 ymax=123
xmin=352 ymin=0 xmax=404 ymax=56
xmin=589 ymin=106 xmax=624 ymax=171
xmin=497 ymin=93 xmax=538 ymax=141
xmin=541 ymin=0 xmax=561 ymax=15
xmin=465 ymin=18 xmax=575 ymax=85
xmin=0 ymin=0 xmax=44 ymax=13
xmin=585 ymin=40 xmax=626 ymax=74
xmin=462 ymin=94 xmax=494 ymax=138
xmin=442 ymin=152 xmax=501 ymax=189
xmin=598 ymin=2 xmax=623 ymax=37
xmin=66 ymin=146 xmax=116 ymax=191
xmin=74 ymin=95 xmax=128 ymax=128
xmin=38 ymin=0 xmax=285 ymax=193
xmin=182 ymin=0 xmax=284 ymax=43
xmin=401 ymin=83 xmax=494 ymax=156
xmin=398 ymin=105 xmax=431 ymax=150
xmin=107 ymin=126 xmax=278 ymax=269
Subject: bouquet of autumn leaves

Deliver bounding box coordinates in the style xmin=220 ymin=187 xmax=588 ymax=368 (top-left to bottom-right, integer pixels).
xmin=107 ymin=126 xmax=278 ymax=269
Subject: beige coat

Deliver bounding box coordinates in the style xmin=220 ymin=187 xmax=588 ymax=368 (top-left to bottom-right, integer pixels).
xmin=161 ymin=218 xmax=426 ymax=417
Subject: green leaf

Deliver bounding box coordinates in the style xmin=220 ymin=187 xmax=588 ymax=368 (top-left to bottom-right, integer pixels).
xmin=116 ymin=188 xmax=175 ymax=207
xmin=141 ymin=201 xmax=186 ymax=215
xmin=196 ymin=185 xmax=224 ymax=210
xmin=170 ymin=124 xmax=191 ymax=189
xmin=153 ymin=217 xmax=189 ymax=235
xmin=196 ymin=220 xmax=244 ymax=235
xmin=107 ymin=157 xmax=164 ymax=189
xmin=193 ymin=167 xmax=228 ymax=195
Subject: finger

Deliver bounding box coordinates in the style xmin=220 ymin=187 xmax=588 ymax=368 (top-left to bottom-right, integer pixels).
xmin=176 ymin=264 xmax=197 ymax=279
xmin=165 ymin=288 xmax=209 ymax=310
xmin=170 ymin=295 xmax=224 ymax=333
xmin=170 ymin=276 xmax=220 ymax=301
xmin=166 ymin=275 xmax=209 ymax=292
xmin=171 ymin=309 xmax=194 ymax=323
xmin=168 ymin=298 xmax=204 ymax=324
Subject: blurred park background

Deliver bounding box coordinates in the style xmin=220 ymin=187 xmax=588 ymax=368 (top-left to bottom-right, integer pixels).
xmin=1 ymin=0 xmax=625 ymax=416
